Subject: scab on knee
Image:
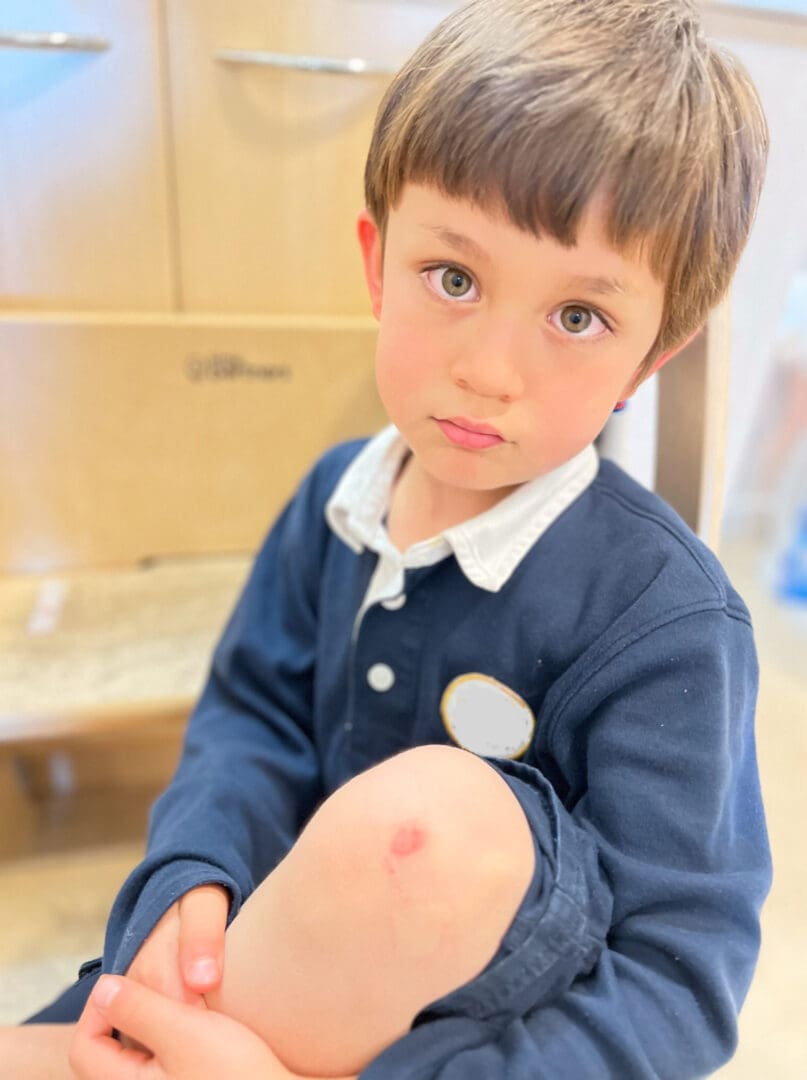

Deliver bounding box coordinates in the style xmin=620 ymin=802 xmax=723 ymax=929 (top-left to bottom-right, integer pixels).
xmin=383 ymin=820 xmax=428 ymax=882
xmin=389 ymin=821 xmax=427 ymax=858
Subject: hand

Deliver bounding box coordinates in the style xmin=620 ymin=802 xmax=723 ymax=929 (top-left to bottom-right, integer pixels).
xmin=69 ymin=975 xmax=295 ymax=1080
xmin=127 ymin=884 xmax=230 ymax=1003
xmin=68 ymin=975 xmax=360 ymax=1080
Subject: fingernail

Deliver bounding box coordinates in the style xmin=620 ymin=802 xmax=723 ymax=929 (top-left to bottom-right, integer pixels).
xmin=93 ymin=976 xmax=122 ymax=1009
xmin=188 ymin=957 xmax=218 ymax=984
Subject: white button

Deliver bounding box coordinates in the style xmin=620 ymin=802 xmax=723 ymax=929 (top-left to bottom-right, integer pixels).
xmin=367 ymin=663 xmax=396 ymax=692
xmin=382 ymin=593 xmax=407 ymax=611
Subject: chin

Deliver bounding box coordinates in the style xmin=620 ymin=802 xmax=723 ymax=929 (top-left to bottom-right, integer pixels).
xmin=424 ymin=448 xmax=521 ymax=492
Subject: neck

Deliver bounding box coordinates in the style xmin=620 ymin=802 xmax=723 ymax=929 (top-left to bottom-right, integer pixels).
xmin=386 ymin=456 xmax=513 ymax=551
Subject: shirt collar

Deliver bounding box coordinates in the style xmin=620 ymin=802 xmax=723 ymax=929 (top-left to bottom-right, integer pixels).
xmin=325 ymin=426 xmax=598 ymax=592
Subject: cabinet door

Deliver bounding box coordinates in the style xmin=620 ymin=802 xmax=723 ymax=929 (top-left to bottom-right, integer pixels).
xmin=165 ymin=0 xmax=458 ymax=315
xmin=0 ymin=1 xmax=174 ymax=311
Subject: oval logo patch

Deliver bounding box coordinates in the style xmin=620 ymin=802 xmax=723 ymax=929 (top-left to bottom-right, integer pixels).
xmin=440 ymin=674 xmax=535 ymax=759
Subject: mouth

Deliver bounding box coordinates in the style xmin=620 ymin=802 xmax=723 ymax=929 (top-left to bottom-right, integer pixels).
xmin=435 ymin=416 xmax=505 ymax=450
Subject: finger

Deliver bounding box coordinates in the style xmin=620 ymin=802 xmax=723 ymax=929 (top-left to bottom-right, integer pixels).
xmin=84 ymin=975 xmax=191 ymax=1070
xmin=86 ymin=974 xmax=290 ymax=1080
xmin=178 ymin=884 xmax=230 ymax=992
xmin=69 ymin=977 xmax=157 ymax=1080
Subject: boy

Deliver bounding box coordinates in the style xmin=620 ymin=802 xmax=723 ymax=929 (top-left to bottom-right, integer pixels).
xmin=12 ymin=1 xmax=771 ymax=1076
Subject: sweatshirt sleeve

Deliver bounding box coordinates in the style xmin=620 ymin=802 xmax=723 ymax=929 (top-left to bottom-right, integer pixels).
xmin=361 ymin=603 xmax=771 ymax=1079
xmin=103 ymin=456 xmax=336 ymax=975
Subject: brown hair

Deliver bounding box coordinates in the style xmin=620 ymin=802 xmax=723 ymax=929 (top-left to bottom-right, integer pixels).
xmin=364 ymin=0 xmax=768 ymax=378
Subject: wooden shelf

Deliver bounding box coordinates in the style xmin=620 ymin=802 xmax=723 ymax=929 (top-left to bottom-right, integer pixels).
xmin=0 ymin=555 xmax=250 ymax=743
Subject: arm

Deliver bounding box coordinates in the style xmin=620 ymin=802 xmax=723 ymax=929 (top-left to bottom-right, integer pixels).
xmin=103 ymin=454 xmax=341 ymax=975
xmin=361 ymin=606 xmax=771 ymax=1078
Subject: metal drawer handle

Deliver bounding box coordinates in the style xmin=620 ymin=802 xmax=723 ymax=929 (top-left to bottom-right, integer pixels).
xmin=215 ymin=48 xmax=396 ymax=77
xmin=0 ymin=31 xmax=109 ymax=51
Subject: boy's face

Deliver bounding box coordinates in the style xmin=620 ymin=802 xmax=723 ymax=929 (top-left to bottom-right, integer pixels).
xmin=358 ymin=183 xmax=671 ymax=501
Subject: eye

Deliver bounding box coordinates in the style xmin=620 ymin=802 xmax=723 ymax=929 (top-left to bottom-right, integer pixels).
xmin=422 ymin=265 xmax=480 ymax=303
xmin=550 ymin=304 xmax=611 ymax=340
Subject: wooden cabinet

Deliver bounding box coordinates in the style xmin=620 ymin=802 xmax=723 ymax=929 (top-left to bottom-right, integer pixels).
xmin=163 ymin=0 xmax=457 ymax=313
xmin=0 ymin=1 xmax=459 ymax=316
xmin=0 ymin=1 xmax=174 ymax=311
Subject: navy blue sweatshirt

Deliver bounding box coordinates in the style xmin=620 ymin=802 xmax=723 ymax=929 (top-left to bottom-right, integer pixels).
xmin=103 ymin=439 xmax=770 ymax=1078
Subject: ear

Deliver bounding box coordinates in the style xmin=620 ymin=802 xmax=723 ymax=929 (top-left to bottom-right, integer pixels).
xmin=619 ymin=327 xmax=703 ymax=402
xmin=356 ymin=209 xmax=384 ymax=320
xmin=644 ymin=328 xmax=703 ymax=380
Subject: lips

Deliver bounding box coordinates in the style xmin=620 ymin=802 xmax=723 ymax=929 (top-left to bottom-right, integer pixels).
xmin=436 ymin=416 xmax=504 ymax=450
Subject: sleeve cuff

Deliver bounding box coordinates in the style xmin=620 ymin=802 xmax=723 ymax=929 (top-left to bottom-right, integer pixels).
xmin=105 ymin=858 xmax=244 ymax=975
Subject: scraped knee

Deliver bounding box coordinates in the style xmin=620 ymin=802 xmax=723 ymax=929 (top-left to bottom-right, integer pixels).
xmin=306 ymin=745 xmax=536 ymax=960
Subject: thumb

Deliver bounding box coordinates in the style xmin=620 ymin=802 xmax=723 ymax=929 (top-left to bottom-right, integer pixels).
xmin=178 ymin=884 xmax=230 ymax=993
xmin=70 ymin=975 xmax=164 ymax=1080
xmin=86 ymin=974 xmax=289 ymax=1080
xmin=91 ymin=974 xmax=200 ymax=1066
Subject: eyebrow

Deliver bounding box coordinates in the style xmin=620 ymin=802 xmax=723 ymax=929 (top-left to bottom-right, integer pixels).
xmin=422 ymin=225 xmax=636 ymax=298
xmin=424 ymin=225 xmax=491 ymax=265
xmin=564 ymin=274 xmax=635 ymax=298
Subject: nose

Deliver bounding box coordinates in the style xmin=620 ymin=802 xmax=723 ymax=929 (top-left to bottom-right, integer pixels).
xmin=449 ymin=322 xmax=525 ymax=402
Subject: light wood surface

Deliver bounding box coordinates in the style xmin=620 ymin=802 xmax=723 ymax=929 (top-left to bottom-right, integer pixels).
xmin=0 ymin=0 xmax=174 ymax=311
xmin=0 ymin=314 xmax=385 ymax=573
xmin=0 ymin=554 xmax=250 ymax=742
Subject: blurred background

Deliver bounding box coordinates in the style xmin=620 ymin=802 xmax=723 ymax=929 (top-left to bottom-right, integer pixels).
xmin=1 ymin=2 xmax=805 ymax=1074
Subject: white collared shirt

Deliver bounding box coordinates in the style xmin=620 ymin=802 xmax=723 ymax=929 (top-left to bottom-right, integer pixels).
xmin=326 ymin=426 xmax=598 ymax=627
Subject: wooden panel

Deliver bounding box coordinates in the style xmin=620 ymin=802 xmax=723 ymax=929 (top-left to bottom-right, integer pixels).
xmin=164 ymin=0 xmax=458 ymax=314
xmin=0 ymin=0 xmax=174 ymax=311
xmin=0 ymin=755 xmax=37 ymax=856
xmin=656 ymin=302 xmax=732 ymax=551
xmin=8 ymin=730 xmax=184 ymax=791
xmin=0 ymin=314 xmax=385 ymax=572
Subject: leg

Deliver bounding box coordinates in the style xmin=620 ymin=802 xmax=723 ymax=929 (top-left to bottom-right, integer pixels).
xmin=0 ymin=960 xmax=102 ymax=1078
xmin=0 ymin=1025 xmax=75 ymax=1079
xmin=207 ymin=744 xmax=536 ymax=1077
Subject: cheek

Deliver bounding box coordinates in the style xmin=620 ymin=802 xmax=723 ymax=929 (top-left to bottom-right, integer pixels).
xmin=521 ymin=365 xmax=617 ymax=452
xmin=544 ymin=356 xmax=628 ymax=414
xmin=375 ymin=321 xmax=434 ymax=403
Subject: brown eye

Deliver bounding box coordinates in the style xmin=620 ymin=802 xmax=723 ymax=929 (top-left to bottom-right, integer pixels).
xmin=441 ymin=268 xmax=472 ymax=297
xmin=560 ymin=306 xmax=593 ymax=333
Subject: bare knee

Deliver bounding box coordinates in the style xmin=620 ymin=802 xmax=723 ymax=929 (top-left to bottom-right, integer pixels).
xmin=363 ymin=744 xmax=535 ymax=892
xmin=0 ymin=1025 xmax=75 ymax=1080
xmin=211 ymin=747 xmax=535 ymax=1076
xmin=308 ymin=745 xmax=536 ymax=971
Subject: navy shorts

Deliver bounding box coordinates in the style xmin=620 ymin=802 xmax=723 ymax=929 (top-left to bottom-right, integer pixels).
xmin=410 ymin=756 xmax=612 ymax=1031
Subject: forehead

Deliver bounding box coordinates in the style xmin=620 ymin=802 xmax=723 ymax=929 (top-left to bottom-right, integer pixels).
xmin=387 ymin=183 xmax=663 ymax=296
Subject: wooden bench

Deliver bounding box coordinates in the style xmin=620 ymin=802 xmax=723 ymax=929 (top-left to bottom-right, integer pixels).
xmin=0 ymin=555 xmax=250 ymax=744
